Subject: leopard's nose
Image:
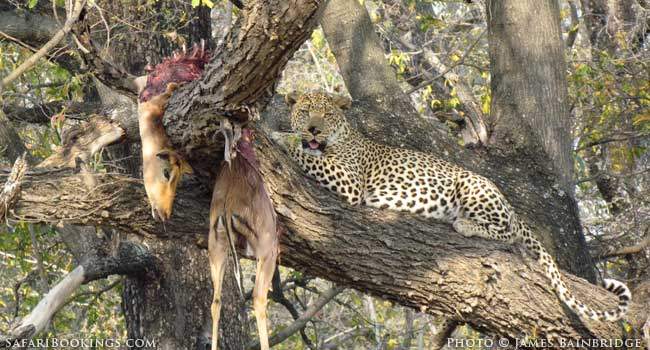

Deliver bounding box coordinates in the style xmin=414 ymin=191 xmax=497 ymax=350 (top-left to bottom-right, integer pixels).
xmin=308 ymin=126 xmax=321 ymax=136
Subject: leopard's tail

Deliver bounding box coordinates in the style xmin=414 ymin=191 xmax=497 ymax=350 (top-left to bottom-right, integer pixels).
xmin=524 ymin=234 xmax=631 ymax=321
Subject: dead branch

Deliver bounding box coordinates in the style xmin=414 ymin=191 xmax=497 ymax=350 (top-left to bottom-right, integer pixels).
xmin=0 ymin=241 xmax=155 ymax=346
xmin=1 ymin=266 xmax=86 ymax=345
xmin=38 ymin=116 xmax=125 ymax=168
xmin=600 ymin=227 xmax=650 ymax=259
xmin=247 ymin=285 xmax=345 ymax=350
xmin=0 ymin=0 xmax=85 ymax=91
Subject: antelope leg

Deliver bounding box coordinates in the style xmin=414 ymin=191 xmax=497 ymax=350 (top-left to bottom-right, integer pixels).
xmin=209 ymin=217 xmax=228 ymax=350
xmin=253 ymin=251 xmax=277 ymax=350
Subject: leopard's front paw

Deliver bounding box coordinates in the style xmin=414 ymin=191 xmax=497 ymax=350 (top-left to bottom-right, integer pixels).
xmin=452 ymin=219 xmax=478 ymax=238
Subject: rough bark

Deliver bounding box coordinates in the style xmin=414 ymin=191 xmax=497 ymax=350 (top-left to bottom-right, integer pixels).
xmin=319 ymin=0 xmax=412 ymax=111
xmin=2 ymin=134 xmax=647 ymax=341
xmin=122 ymin=237 xmax=246 ymax=350
xmin=486 ymin=0 xmax=575 ymax=198
xmin=484 ymin=1 xmax=597 ymax=282
xmin=0 ymin=114 xmax=28 ymax=163
xmin=0 ymin=154 xmax=27 ymax=222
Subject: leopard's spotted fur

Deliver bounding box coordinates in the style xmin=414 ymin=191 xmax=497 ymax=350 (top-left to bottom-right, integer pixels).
xmin=272 ymin=92 xmax=631 ymax=322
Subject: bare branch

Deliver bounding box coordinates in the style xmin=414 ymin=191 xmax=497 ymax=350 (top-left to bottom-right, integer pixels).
xmin=0 ymin=0 xmax=86 ymax=91
xmin=0 ymin=241 xmax=155 ymax=346
xmin=1 ymin=266 xmax=86 ymax=345
xmin=38 ymin=117 xmax=125 ymax=168
xmin=0 ymin=153 xmax=27 ymax=223
xmin=599 ymin=227 xmax=650 ymax=259
xmin=246 ymin=285 xmax=345 ymax=350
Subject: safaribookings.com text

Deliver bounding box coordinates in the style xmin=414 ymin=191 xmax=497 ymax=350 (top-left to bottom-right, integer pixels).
xmin=3 ymin=338 xmax=156 ymax=348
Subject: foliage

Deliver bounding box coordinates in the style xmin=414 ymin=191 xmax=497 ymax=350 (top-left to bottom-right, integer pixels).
xmin=0 ymin=223 xmax=125 ymax=343
xmin=0 ymin=0 xmax=648 ymax=349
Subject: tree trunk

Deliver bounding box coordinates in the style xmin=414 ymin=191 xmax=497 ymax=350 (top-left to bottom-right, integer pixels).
xmin=122 ymin=238 xmax=246 ymax=350
xmin=319 ymin=0 xmax=412 ymax=111
xmin=483 ymin=0 xmax=598 ymax=282
xmin=486 ymin=0 xmax=575 ymax=198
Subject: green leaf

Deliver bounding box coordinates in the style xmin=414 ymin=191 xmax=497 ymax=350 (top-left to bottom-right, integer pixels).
xmin=28 ymin=0 xmax=38 ymax=9
xmin=191 ymin=0 xmax=200 ymax=7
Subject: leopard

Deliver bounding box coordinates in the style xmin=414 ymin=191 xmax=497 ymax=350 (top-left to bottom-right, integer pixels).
xmin=271 ymin=92 xmax=631 ymax=322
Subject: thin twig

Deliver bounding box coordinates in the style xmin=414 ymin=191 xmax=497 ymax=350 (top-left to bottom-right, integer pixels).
xmin=576 ymin=167 xmax=650 ymax=184
xmin=575 ymin=132 xmax=650 ymax=151
xmin=406 ymin=30 xmax=485 ymax=94
xmin=0 ymin=31 xmax=38 ymax=52
xmin=246 ymin=285 xmax=345 ymax=350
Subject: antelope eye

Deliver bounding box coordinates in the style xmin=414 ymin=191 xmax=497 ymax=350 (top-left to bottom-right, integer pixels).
xmin=163 ymin=168 xmax=171 ymax=181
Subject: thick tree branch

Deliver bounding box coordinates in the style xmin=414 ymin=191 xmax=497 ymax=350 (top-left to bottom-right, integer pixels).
xmin=160 ymin=0 xmax=327 ymax=154
xmin=2 ymin=134 xmax=647 ymax=340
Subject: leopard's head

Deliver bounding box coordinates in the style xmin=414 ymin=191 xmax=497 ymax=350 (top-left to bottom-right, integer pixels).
xmin=285 ymin=92 xmax=352 ymax=154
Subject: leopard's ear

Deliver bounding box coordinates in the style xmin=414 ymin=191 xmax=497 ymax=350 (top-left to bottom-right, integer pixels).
xmin=332 ymin=95 xmax=352 ymax=110
xmin=284 ymin=92 xmax=300 ymax=106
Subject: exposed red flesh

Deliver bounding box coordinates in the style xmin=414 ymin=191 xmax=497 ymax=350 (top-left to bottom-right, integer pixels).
xmin=139 ymin=43 xmax=211 ymax=102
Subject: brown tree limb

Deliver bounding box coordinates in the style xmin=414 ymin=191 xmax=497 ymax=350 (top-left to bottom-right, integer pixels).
xmin=2 ymin=134 xmax=647 ymax=341
xmin=0 ymin=153 xmax=27 ymax=223
xmin=599 ymin=227 xmax=650 ymax=259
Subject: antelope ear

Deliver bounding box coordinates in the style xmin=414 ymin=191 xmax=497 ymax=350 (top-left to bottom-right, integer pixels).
xmin=180 ymin=158 xmax=193 ymax=174
xmin=332 ymin=95 xmax=351 ymax=110
xmin=156 ymin=150 xmax=171 ymax=161
xmin=134 ymin=75 xmax=148 ymax=95
xmin=284 ymin=92 xmax=299 ymax=106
